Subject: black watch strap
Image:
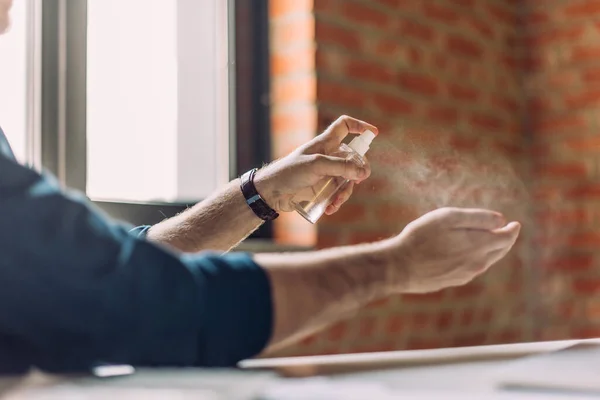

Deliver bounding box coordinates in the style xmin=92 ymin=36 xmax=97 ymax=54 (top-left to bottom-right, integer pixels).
xmin=240 ymin=168 xmax=279 ymax=221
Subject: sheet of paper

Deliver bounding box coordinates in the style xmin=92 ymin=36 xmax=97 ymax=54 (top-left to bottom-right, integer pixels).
xmin=497 ymin=342 xmax=600 ymax=395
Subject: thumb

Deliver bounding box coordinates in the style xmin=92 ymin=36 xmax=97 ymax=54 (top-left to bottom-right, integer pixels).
xmin=311 ymin=154 xmax=368 ymax=180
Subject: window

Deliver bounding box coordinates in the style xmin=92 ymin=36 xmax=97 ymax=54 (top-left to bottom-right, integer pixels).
xmin=87 ymin=0 xmax=229 ymax=203
xmin=36 ymin=0 xmax=272 ymax=237
xmin=0 ymin=0 xmax=27 ymax=162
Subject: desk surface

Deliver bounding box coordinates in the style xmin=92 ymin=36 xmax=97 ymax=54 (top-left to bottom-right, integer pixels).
xmin=2 ymin=339 xmax=599 ymax=399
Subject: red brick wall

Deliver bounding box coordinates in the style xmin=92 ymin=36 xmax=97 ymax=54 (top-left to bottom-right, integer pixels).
xmin=526 ymin=1 xmax=600 ymax=341
xmin=268 ymin=0 xmax=600 ymax=357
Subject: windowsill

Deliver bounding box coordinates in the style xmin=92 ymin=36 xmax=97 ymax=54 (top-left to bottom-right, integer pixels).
xmin=233 ymin=239 xmax=313 ymax=253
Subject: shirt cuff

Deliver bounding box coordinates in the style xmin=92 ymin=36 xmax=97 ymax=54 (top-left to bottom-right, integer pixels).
xmin=183 ymin=252 xmax=273 ymax=366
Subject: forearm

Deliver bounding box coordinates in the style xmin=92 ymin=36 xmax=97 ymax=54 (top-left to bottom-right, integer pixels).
xmin=255 ymin=242 xmax=393 ymax=355
xmin=147 ymin=179 xmax=263 ymax=253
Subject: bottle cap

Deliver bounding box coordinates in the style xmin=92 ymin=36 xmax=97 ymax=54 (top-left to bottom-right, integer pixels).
xmin=348 ymin=130 xmax=376 ymax=156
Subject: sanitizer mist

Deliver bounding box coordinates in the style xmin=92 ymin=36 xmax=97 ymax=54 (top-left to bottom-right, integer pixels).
xmin=291 ymin=130 xmax=376 ymax=224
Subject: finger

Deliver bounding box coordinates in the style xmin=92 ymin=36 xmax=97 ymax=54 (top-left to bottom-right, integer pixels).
xmin=311 ymin=154 xmax=368 ymax=180
xmin=323 ymin=115 xmax=379 ymax=144
xmin=467 ymin=221 xmax=521 ymax=252
xmin=325 ymin=204 xmax=338 ymax=215
xmin=444 ymin=208 xmax=506 ymax=230
xmin=357 ymin=156 xmax=372 ymax=184
xmin=332 ymin=182 xmax=355 ymax=208
xmin=488 ymin=221 xmax=521 ymax=250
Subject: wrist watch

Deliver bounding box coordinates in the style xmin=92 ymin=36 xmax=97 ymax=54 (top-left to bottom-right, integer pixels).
xmin=240 ymin=168 xmax=279 ymax=221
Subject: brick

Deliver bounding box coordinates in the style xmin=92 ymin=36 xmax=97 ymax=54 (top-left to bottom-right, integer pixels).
xmin=486 ymin=3 xmax=517 ymax=26
xmin=566 ymin=136 xmax=600 ymax=151
xmin=406 ymin=338 xmax=444 ymax=350
xmin=500 ymin=55 xmax=520 ymax=71
xmin=582 ymin=67 xmax=600 ymax=83
xmin=318 ymin=80 xmax=367 ymax=109
xmin=271 ymin=107 xmax=317 ymax=134
xmin=570 ymin=46 xmax=600 ymax=64
xmin=533 ymin=114 xmax=587 ymax=136
xmin=385 ymin=315 xmax=403 ymax=334
xmin=371 ymin=92 xmax=414 ymax=115
xmin=317 ymin=233 xmax=342 ymax=249
xmin=491 ymin=94 xmax=519 ymax=114
xmin=270 ymin=0 xmax=313 ymax=18
xmin=325 ymin=203 xmax=367 ymax=223
xmin=372 ymin=37 xmax=398 ymax=58
xmin=345 ymin=58 xmax=396 ymax=86
xmin=423 ymin=3 xmax=459 ymax=23
xmin=364 ymin=177 xmax=393 ymax=195
xmin=340 ymin=1 xmax=390 ymax=28
xmin=410 ymin=312 xmax=432 ymax=329
xmin=448 ymin=0 xmax=474 ymax=7
xmin=569 ymin=233 xmax=600 ymax=247
xmin=573 ymin=279 xmax=600 ymax=294
xmin=397 ymin=72 xmax=440 ymax=96
xmin=313 ymin=0 xmax=338 ymax=14
xmin=447 ymin=83 xmax=480 ymax=102
xmin=449 ymin=136 xmax=480 ymax=151
xmin=525 ymin=26 xmax=585 ymax=47
xmin=494 ymin=329 xmax=521 ymax=344
xmin=528 ymin=96 xmax=554 ymax=115
xmin=272 ymin=76 xmax=316 ymax=103
xmin=276 ymin=15 xmax=315 ymax=47
xmin=572 ymin=327 xmax=600 ymax=339
xmin=315 ymin=20 xmax=360 ymax=51
xmin=375 ymin=203 xmax=419 ymax=224
xmin=535 ymin=162 xmax=588 ymax=179
xmin=526 ymin=10 xmax=550 ymax=25
xmin=327 ymin=321 xmax=348 ymax=341
xmin=398 ymin=19 xmax=435 ymax=43
xmin=464 ymin=16 xmax=494 ymax=40
xmin=446 ymin=34 xmax=484 ymax=58
xmin=542 ymin=253 xmax=594 ymax=271
xmin=359 ymin=316 xmax=377 ymax=338
xmin=546 ymin=71 xmax=578 ymax=91
xmin=272 ymin=47 xmax=315 ymax=76
xmin=452 ymin=333 xmax=486 ymax=348
xmin=523 ymin=54 xmax=547 ymax=73
xmin=461 ymin=309 xmax=475 ymax=325
xmin=537 ymin=208 xmax=592 ymax=225
xmin=436 ymin=311 xmax=454 ymax=329
xmin=426 ymin=105 xmax=459 ymax=125
xmin=469 ymin=112 xmax=505 ymax=131
xmin=567 ymin=184 xmax=600 ymax=200
xmin=564 ymin=0 xmax=600 ymax=17
xmin=494 ymin=141 xmax=523 ymax=157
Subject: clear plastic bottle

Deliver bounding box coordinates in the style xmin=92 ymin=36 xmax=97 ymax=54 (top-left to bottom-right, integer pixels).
xmin=292 ymin=130 xmax=376 ymax=224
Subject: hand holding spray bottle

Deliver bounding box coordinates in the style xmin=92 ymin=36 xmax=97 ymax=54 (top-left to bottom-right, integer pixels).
xmin=291 ymin=130 xmax=376 ymax=223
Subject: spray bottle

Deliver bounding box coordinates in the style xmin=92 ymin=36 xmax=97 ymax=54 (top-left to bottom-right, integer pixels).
xmin=291 ymin=130 xmax=376 ymax=224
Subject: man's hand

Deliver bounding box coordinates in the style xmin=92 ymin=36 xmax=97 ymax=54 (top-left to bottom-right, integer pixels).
xmin=257 ymin=206 xmax=521 ymax=353
xmin=384 ymin=207 xmax=521 ymax=294
xmin=255 ymin=115 xmax=378 ymax=215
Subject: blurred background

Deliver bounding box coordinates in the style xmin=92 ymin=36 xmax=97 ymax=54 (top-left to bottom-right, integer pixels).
xmin=0 ymin=0 xmax=597 ymax=358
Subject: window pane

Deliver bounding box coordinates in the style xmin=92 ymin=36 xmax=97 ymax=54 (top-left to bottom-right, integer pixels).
xmin=0 ymin=0 xmax=27 ymax=162
xmin=87 ymin=0 xmax=229 ymax=203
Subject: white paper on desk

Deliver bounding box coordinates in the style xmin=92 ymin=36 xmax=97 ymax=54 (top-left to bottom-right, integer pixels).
xmin=496 ymin=342 xmax=600 ymax=395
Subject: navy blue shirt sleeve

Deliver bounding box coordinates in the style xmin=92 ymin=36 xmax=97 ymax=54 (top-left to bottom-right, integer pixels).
xmin=0 ymin=128 xmax=272 ymax=373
